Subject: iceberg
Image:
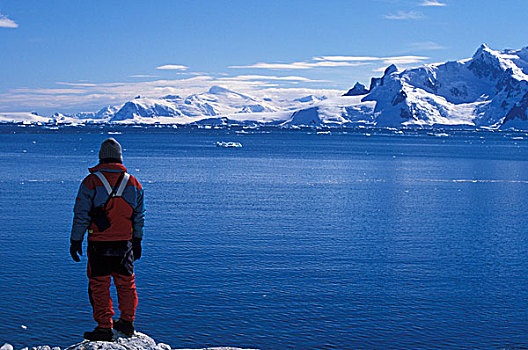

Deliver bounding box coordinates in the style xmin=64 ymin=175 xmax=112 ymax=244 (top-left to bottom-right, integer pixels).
xmin=216 ymin=141 xmax=242 ymax=148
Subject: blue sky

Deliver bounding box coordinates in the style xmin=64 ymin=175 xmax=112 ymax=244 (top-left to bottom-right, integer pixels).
xmin=1 ymin=0 xmax=528 ymax=114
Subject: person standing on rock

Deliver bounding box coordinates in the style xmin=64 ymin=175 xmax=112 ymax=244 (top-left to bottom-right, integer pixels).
xmin=70 ymin=138 xmax=145 ymax=341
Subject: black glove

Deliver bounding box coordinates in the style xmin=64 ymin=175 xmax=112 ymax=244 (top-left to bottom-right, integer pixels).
xmin=132 ymin=238 xmax=142 ymax=261
xmin=70 ymin=239 xmax=83 ymax=262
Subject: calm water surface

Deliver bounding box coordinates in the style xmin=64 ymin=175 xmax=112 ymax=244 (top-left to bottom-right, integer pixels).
xmin=1 ymin=126 xmax=528 ymax=349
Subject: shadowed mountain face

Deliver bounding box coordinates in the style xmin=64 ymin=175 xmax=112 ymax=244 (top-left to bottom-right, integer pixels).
xmin=283 ymin=44 xmax=528 ymax=128
xmin=356 ymin=44 xmax=528 ymax=128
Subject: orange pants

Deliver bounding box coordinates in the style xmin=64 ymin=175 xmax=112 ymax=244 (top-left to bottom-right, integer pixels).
xmin=87 ymin=241 xmax=138 ymax=328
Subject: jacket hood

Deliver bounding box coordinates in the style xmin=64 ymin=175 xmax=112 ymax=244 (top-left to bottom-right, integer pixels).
xmin=89 ymin=163 xmax=128 ymax=173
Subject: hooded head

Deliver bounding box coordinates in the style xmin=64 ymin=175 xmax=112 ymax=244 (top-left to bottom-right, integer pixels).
xmin=99 ymin=138 xmax=123 ymax=163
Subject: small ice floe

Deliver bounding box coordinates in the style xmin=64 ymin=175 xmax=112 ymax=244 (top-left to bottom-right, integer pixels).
xmin=216 ymin=141 xmax=242 ymax=148
xmin=427 ymin=132 xmax=449 ymax=137
xmin=316 ymin=130 xmax=331 ymax=135
xmin=21 ymin=325 xmax=27 ymax=330
xmin=365 ymin=133 xmax=371 ymax=137
xmin=108 ymin=131 xmax=122 ymax=135
xmin=235 ymin=130 xmax=249 ymax=134
xmin=512 ymin=136 xmax=524 ymax=140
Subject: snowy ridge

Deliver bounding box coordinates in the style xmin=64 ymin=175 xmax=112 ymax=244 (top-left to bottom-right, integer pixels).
xmin=0 ymin=332 xmax=258 ymax=350
xmin=284 ymin=95 xmax=375 ymax=126
xmin=338 ymin=43 xmax=528 ymax=128
xmin=3 ymin=44 xmax=528 ymax=129
xmin=0 ymin=112 xmax=50 ymax=124
xmin=110 ymin=86 xmax=279 ymax=122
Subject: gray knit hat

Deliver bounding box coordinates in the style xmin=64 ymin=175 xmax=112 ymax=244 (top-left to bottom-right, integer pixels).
xmin=99 ymin=138 xmax=123 ymax=163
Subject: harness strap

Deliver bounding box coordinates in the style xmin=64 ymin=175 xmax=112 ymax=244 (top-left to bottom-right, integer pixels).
xmin=94 ymin=171 xmax=129 ymax=197
xmin=115 ymin=173 xmax=130 ymax=197
xmin=94 ymin=171 xmax=113 ymax=195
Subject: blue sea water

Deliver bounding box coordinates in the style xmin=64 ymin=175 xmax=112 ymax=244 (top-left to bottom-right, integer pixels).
xmin=1 ymin=126 xmax=528 ymax=349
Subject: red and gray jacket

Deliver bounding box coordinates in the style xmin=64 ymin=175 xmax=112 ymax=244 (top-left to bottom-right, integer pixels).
xmin=71 ymin=163 xmax=145 ymax=242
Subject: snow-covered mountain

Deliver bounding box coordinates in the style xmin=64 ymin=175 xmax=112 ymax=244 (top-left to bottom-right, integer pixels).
xmin=290 ymin=44 xmax=528 ymax=129
xmin=77 ymin=106 xmax=120 ymax=120
xmin=26 ymin=86 xmax=326 ymax=125
xmin=3 ymin=44 xmax=528 ymax=129
xmin=0 ymin=112 xmax=50 ymax=124
xmin=284 ymin=95 xmax=375 ymax=126
xmin=110 ymin=86 xmax=279 ymax=123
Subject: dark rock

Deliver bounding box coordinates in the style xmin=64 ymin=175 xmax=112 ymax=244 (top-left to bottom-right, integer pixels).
xmin=369 ymin=77 xmax=382 ymax=91
xmin=384 ymin=64 xmax=398 ymax=76
xmin=424 ymin=77 xmax=439 ymax=93
xmin=343 ymin=82 xmax=369 ymax=96
xmin=379 ymin=64 xmax=398 ymax=87
xmin=504 ymin=91 xmax=528 ymax=122
xmin=162 ymin=95 xmax=181 ymax=100
xmin=392 ymin=90 xmax=407 ymax=106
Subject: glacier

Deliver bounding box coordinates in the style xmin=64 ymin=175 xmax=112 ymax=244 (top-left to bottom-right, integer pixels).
xmin=3 ymin=44 xmax=528 ymax=129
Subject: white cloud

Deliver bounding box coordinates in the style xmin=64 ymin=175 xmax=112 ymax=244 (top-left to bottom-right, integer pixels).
xmin=229 ymin=61 xmax=365 ymax=70
xmin=56 ymin=82 xmax=98 ymax=87
xmin=0 ymin=74 xmax=333 ymax=112
xmin=384 ymin=10 xmax=424 ymax=20
xmin=420 ymin=0 xmax=447 ymax=6
xmin=406 ymin=41 xmax=446 ymax=51
xmin=0 ymin=14 xmax=18 ymax=28
xmin=371 ymin=56 xmax=430 ymax=73
xmin=259 ymin=87 xmax=342 ymax=101
xmin=229 ymin=62 xmax=312 ymax=69
xmin=130 ymin=74 xmax=158 ymax=78
xmin=0 ymin=53 xmax=433 ymax=112
xmin=310 ymin=61 xmax=366 ymax=68
xmin=311 ymin=55 xmax=429 ymax=65
xmin=382 ymin=55 xmax=429 ymax=65
xmin=10 ymin=88 xmax=88 ymax=94
xmin=223 ymin=75 xmax=327 ymax=82
xmin=314 ymin=56 xmax=382 ymax=62
xmin=156 ymin=64 xmax=188 ymax=70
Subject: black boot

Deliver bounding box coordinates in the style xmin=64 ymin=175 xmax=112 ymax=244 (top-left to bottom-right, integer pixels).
xmin=113 ymin=318 xmax=135 ymax=337
xmin=83 ymin=326 xmax=114 ymax=341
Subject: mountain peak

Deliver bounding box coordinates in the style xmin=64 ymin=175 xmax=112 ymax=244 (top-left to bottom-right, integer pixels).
xmin=343 ymin=82 xmax=369 ymax=96
xmin=472 ymin=43 xmax=495 ymax=59
xmin=208 ymin=86 xmax=234 ymax=94
xmin=294 ymin=95 xmax=318 ymax=103
xmin=384 ymin=64 xmax=398 ymax=76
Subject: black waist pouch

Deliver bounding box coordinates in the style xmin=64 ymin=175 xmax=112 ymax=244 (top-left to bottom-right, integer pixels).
xmin=90 ymin=205 xmax=111 ymax=232
xmin=89 ymin=240 xmax=132 ymax=257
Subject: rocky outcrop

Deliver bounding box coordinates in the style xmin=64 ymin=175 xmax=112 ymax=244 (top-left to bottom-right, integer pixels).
xmin=0 ymin=332 xmax=256 ymax=350
xmin=343 ymin=82 xmax=369 ymax=96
